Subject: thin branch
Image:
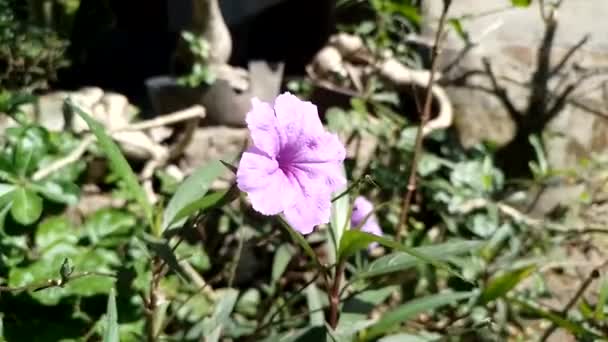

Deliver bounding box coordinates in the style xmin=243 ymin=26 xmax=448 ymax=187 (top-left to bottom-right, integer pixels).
xmin=539 ymin=268 xmax=601 ymax=341
xmin=397 ymin=0 xmax=452 ymax=240
xmin=32 ymin=135 xmax=95 ymax=181
xmin=31 ymin=105 xmax=205 ymax=182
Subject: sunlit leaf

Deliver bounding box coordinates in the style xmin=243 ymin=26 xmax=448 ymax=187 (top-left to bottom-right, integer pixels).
xmin=595 ymin=278 xmax=608 ymax=321
xmin=481 ymin=265 xmax=536 ymax=303
xmin=366 ymin=292 xmax=475 ymax=339
xmin=69 ymin=100 xmax=154 ymax=227
xmin=511 ymin=0 xmax=532 ymax=7
xmin=30 ymin=180 xmax=79 ymax=205
xmin=357 ymin=240 xmax=482 ymax=280
xmin=305 ymin=283 xmax=325 ymax=326
xmin=272 ymin=244 xmax=294 ymax=284
xmin=103 ymin=289 xmax=119 ymax=342
xmin=11 ymin=187 xmax=42 ymax=225
xmin=162 ymin=159 xmax=226 ymax=231
xmin=338 ymin=230 xmax=464 ymax=279
xmin=330 ymin=166 xmax=350 ymax=257
xmin=202 ymin=288 xmax=239 ymax=341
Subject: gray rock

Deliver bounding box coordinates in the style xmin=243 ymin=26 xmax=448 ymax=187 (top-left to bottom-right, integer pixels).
xmin=180 ymin=126 xmax=249 ymax=188
xmin=422 ymin=0 xmax=608 ymax=172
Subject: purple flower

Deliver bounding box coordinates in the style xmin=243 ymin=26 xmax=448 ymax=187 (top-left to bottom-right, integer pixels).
xmin=237 ymin=92 xmax=346 ymax=234
xmin=351 ymin=196 xmax=382 ymax=248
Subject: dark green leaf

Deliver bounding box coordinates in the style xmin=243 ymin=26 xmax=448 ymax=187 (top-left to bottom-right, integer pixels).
xmin=69 ymin=100 xmax=154 ymax=227
xmin=103 ymin=289 xmax=119 ymax=342
xmin=366 ymin=292 xmax=475 ymax=339
xmin=145 ymin=235 xmax=189 ymax=280
xmin=480 ymin=265 xmax=536 ymax=303
xmin=162 ymin=159 xmax=226 ymax=231
xmin=357 ymin=240 xmax=482 ymax=280
xmin=11 ymin=187 xmax=43 ymax=225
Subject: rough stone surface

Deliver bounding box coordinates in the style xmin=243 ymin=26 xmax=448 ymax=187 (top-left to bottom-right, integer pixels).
xmin=423 ymin=0 xmax=608 ymax=170
xmin=180 ymin=127 xmax=249 ymax=188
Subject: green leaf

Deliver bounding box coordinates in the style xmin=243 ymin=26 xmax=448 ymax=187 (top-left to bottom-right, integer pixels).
xmin=10 ymin=187 xmax=43 ymax=225
xmin=0 ymin=183 xmax=15 ymax=207
xmin=272 ymin=244 xmax=294 ymax=284
xmin=378 ymin=333 xmax=440 ymax=342
xmin=338 ymin=230 xmax=463 ymax=279
xmin=305 ymin=283 xmax=325 ymax=326
xmin=330 ymin=167 xmax=350 ymax=259
xmin=511 ymin=0 xmax=532 ymax=7
xmin=69 ymin=100 xmax=154 ymax=227
xmin=277 ymin=217 xmax=319 ymax=265
xmin=357 ymin=240 xmax=482 ymax=280
xmin=510 ymin=298 xmax=601 ymax=339
xmin=366 ymin=292 xmax=475 ymax=339
xmin=30 ymin=180 xmax=79 ymax=205
xmin=162 ymin=160 xmax=226 ymax=231
xmin=202 ymin=288 xmax=239 ymax=341
xmin=595 ymin=278 xmax=608 ymax=321
xmin=448 ymin=18 xmax=468 ymax=41
xmin=85 ymin=209 xmax=137 ymax=244
xmin=35 ymin=216 xmax=78 ymax=251
xmin=480 ymin=265 xmax=536 ymax=303
xmin=103 ymin=289 xmax=119 ymax=342
xmin=13 ymin=126 xmax=49 ymax=177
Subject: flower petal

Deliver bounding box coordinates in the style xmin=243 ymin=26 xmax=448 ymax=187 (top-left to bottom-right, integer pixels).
xmin=237 ymin=147 xmax=294 ymax=215
xmin=288 ymin=132 xmax=346 ymax=192
xmin=283 ymin=188 xmax=331 ymax=235
xmin=351 ymin=196 xmax=375 ymax=227
xmin=246 ymin=98 xmax=280 ymax=157
xmin=273 ymin=92 xmax=324 ymax=147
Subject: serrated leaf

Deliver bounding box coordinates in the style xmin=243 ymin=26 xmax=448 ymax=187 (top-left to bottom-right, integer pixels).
xmin=69 ymin=100 xmax=154 ymax=227
xmin=481 ymin=265 xmax=536 ymax=303
xmin=11 ymin=187 xmax=42 ymax=225
xmin=356 ymin=240 xmax=482 ymax=280
xmin=366 ymin=292 xmax=475 ymax=339
xmin=162 ymin=159 xmax=226 ymax=231
xmin=103 ymin=289 xmax=119 ymax=342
